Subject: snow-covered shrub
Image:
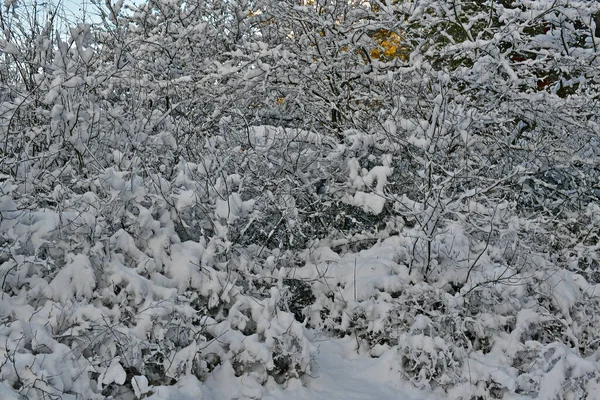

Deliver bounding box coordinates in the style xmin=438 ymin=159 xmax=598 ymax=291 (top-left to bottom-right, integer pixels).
xmin=2 ymin=0 xmax=600 ymax=398
xmin=0 ymin=15 xmax=315 ymax=399
xmin=0 ymin=147 xmax=314 ymax=398
xmin=290 ymin=233 xmax=600 ymax=396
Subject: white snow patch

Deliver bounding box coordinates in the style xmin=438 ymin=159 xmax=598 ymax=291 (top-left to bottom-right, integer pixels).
xmin=99 ymin=358 xmax=127 ymax=389
xmin=146 ymin=375 xmax=206 ymax=400
xmin=132 ymin=375 xmax=150 ymax=398
xmin=2 ymin=42 xmax=19 ymax=55
xmin=346 ymin=191 xmax=386 ymax=214
xmin=48 ymin=253 xmax=96 ymax=302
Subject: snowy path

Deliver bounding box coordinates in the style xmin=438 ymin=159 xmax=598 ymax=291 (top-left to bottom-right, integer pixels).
xmin=267 ymin=338 xmax=443 ymax=400
xmin=204 ymin=336 xmax=445 ymax=400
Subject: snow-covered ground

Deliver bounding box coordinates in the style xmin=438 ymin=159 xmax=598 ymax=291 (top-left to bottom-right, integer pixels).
xmin=202 ymin=335 xmax=444 ymax=400
xmin=136 ymin=332 xmax=444 ymax=400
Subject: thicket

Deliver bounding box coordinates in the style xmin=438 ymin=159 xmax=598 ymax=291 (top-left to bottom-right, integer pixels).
xmin=1 ymin=0 xmax=600 ymax=398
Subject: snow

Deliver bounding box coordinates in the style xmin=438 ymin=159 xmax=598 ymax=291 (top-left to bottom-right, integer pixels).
xmin=48 ymin=253 xmax=96 ymax=302
xmin=0 ymin=383 xmax=20 ymax=400
xmin=1 ymin=42 xmax=19 ymax=55
xmin=80 ymin=48 xmax=94 ymax=64
xmin=2 ymin=0 xmax=600 ymax=399
xmin=63 ymin=76 xmax=85 ymax=88
xmin=146 ymin=376 xmax=207 ymax=400
xmin=100 ymin=359 xmax=127 ymax=388
xmin=174 ymin=189 xmax=197 ymax=210
xmin=132 ymin=375 xmax=150 ymax=398
xmin=203 ymin=336 xmax=444 ymax=400
xmin=346 ymin=191 xmax=386 ymax=214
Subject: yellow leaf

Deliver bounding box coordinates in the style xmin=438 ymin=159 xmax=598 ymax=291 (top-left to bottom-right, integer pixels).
xmin=370 ymin=29 xmax=405 ymax=61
